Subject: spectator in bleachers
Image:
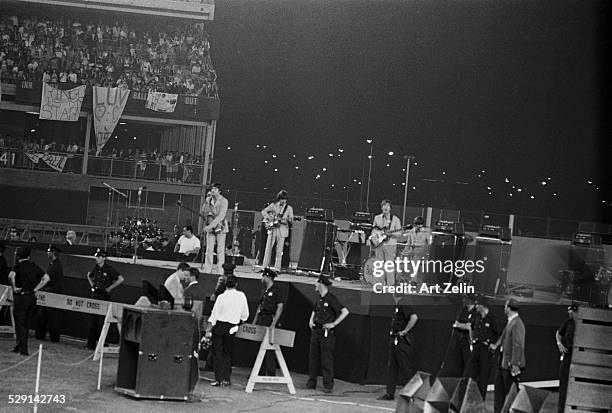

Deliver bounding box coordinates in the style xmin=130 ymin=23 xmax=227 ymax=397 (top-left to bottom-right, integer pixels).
xmin=0 ymin=14 xmax=219 ymax=98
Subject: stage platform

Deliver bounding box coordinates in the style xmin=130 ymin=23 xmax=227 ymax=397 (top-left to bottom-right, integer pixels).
xmin=3 ymin=244 xmax=570 ymax=385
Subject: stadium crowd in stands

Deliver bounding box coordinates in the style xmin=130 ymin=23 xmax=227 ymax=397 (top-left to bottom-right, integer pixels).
xmin=0 ymin=134 xmax=202 ymax=164
xmin=0 ymin=133 xmax=204 ymax=183
xmin=0 ymin=14 xmax=218 ymax=97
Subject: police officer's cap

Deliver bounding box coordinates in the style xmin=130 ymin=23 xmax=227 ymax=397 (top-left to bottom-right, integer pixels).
xmin=94 ymin=248 xmax=108 ymax=257
xmin=47 ymin=245 xmax=61 ymax=254
xmin=317 ymin=274 xmax=332 ymax=287
xmin=262 ymin=268 xmax=278 ymax=279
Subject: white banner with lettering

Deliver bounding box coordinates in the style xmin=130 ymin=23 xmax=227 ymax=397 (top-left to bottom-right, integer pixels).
xmin=145 ymin=91 xmax=178 ymax=113
xmin=39 ymin=82 xmax=86 ymax=121
xmin=93 ymin=87 xmax=130 ymax=153
xmin=25 ymin=152 xmax=68 ymax=172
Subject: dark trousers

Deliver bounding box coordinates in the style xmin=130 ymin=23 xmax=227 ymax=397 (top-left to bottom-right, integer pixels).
xmin=212 ymin=321 xmax=235 ymax=382
xmin=87 ymin=291 xmax=109 ymax=348
xmin=386 ymin=335 xmax=413 ymax=397
xmin=35 ymin=306 xmax=60 ymax=342
xmin=494 ymin=367 xmax=519 ymax=413
xmin=468 ymin=343 xmax=494 ymax=398
xmin=256 ymin=314 xmax=277 ymax=376
xmin=558 ymin=358 xmax=570 ymax=413
xmin=441 ymin=332 xmax=472 ymax=377
xmin=308 ymin=328 xmax=335 ymax=390
xmin=14 ymin=293 xmax=36 ymax=354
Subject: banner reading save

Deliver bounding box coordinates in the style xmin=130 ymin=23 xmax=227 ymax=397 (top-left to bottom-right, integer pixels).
xmin=93 ymin=87 xmax=130 ymax=153
xmin=145 ymin=91 xmax=178 ymax=113
xmin=39 ymin=82 xmax=86 ymax=121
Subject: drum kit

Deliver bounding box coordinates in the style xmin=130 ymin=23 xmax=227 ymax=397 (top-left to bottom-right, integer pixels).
xmin=559 ymin=265 xmax=612 ymax=307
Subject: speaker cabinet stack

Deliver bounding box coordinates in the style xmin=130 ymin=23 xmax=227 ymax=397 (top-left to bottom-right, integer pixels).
xmin=472 ymin=226 xmax=512 ymax=297
xmin=116 ymin=306 xmax=197 ymax=400
xmin=290 ymin=219 xmax=336 ymax=273
xmin=425 ymin=221 xmax=466 ymax=285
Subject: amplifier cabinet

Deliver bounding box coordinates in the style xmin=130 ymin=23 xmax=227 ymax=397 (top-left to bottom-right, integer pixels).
xmin=293 ymin=220 xmax=336 ymax=273
xmin=116 ymin=306 xmax=197 ymax=400
xmin=471 ymin=238 xmax=512 ymax=296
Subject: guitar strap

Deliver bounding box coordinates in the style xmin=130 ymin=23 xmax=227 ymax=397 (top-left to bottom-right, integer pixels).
xmin=280 ymin=203 xmax=288 ymax=219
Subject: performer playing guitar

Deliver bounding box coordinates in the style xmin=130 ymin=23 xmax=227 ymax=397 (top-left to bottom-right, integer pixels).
xmin=371 ymin=199 xmax=403 ymax=286
xmin=201 ymin=183 xmax=229 ymax=274
xmin=261 ymin=190 xmax=294 ymax=271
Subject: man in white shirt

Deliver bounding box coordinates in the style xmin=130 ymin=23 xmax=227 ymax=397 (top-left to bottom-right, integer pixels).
xmin=163 ymin=262 xmax=191 ymax=306
xmin=174 ymin=225 xmax=201 ymax=259
xmin=205 ymin=275 xmax=249 ymax=387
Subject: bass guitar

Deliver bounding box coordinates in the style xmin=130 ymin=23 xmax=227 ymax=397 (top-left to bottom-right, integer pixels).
xmin=176 ymin=200 xmax=224 ymax=234
xmin=368 ymin=225 xmax=412 ymax=249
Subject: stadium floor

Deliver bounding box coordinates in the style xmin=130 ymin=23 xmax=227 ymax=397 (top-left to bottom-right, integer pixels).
xmin=0 ymin=335 xmax=501 ymax=412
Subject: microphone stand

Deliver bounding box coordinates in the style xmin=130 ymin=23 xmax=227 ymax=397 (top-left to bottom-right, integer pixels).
xmin=103 ymin=182 xmax=128 ymax=251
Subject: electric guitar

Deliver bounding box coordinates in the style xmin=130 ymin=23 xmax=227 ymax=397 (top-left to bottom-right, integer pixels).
xmin=262 ymin=204 xmax=289 ymax=230
xmin=176 ymin=200 xmax=224 ymax=234
xmin=368 ymin=225 xmax=412 ymax=249
xmin=263 ymin=213 xmax=281 ymax=230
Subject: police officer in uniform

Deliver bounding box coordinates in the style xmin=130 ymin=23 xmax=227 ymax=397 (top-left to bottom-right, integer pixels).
xmin=307 ymin=275 xmax=349 ymax=393
xmin=468 ymin=297 xmax=500 ymax=398
xmin=378 ymin=294 xmax=418 ymax=400
xmin=252 ymin=268 xmax=284 ymax=376
xmin=8 ymin=247 xmax=44 ymax=355
xmin=441 ymin=294 xmax=477 ymax=376
xmin=555 ymin=305 xmax=577 ymax=413
xmin=85 ymin=249 xmax=124 ymax=350
xmin=34 ymin=246 xmax=65 ymax=342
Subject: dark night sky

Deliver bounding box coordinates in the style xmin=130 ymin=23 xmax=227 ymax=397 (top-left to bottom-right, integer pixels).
xmin=208 ymin=0 xmax=609 ymax=220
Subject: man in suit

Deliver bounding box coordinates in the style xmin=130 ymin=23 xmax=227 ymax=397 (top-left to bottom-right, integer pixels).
xmin=261 ymin=190 xmax=294 ymax=271
xmin=491 ymin=298 xmax=526 ymax=413
xmin=202 ymin=183 xmax=229 ymax=275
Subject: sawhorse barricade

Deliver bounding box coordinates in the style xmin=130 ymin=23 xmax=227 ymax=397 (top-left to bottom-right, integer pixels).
xmin=0 ymin=285 xmax=122 ymax=390
xmin=93 ymin=303 xmax=123 ymax=390
xmin=236 ymin=323 xmax=296 ymax=394
xmin=0 ymin=285 xmax=16 ymax=337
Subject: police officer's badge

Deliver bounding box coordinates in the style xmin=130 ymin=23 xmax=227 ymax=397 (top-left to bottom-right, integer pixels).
xmin=324 ymin=302 xmax=328 ymax=307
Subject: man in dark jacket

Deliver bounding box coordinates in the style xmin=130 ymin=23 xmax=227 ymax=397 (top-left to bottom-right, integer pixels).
xmin=9 ymin=247 xmax=44 ymax=355
xmin=35 ymin=246 xmax=64 ymax=342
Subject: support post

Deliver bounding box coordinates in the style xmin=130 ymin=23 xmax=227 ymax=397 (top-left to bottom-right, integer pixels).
xmin=82 ymin=113 xmax=92 ymax=175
